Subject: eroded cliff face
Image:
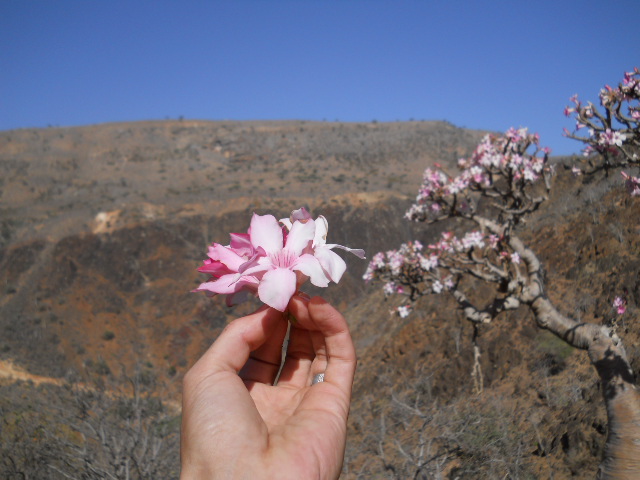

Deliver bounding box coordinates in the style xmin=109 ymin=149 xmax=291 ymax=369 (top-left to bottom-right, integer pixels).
xmin=2 ymin=120 xmax=639 ymax=478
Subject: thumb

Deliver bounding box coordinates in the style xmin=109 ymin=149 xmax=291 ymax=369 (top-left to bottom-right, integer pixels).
xmin=188 ymin=306 xmax=284 ymax=379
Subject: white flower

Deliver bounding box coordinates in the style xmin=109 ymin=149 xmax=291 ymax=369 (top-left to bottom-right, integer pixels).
xmin=383 ymin=282 xmax=397 ymax=295
xmin=523 ymin=167 xmax=537 ymax=182
xmin=419 ymin=254 xmax=438 ymax=271
xmin=462 ymin=231 xmax=485 ymax=250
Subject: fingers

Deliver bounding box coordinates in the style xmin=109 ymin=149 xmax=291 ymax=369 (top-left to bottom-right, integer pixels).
xmin=239 ymin=309 xmax=289 ymax=384
xmin=283 ymin=296 xmax=357 ymax=394
xmin=187 ymin=305 xmax=285 ymax=382
xmin=275 ymin=321 xmax=316 ymax=387
xmin=185 ymin=295 xmax=356 ymax=396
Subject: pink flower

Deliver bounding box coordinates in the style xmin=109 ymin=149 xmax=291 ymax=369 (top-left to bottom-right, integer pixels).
xmin=622 ymin=171 xmax=640 ymax=196
xmin=194 ymin=233 xmax=261 ymax=307
xmin=613 ymin=296 xmax=627 ymax=315
xmin=583 ymin=145 xmax=595 ymax=157
xmin=196 ymin=208 xmax=365 ymax=312
xmin=599 ymin=129 xmax=626 ymax=147
xmin=237 ymin=213 xmax=329 ymax=311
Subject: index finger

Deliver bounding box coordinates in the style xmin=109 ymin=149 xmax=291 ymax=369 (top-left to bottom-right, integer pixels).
xmin=287 ymin=296 xmax=357 ymax=395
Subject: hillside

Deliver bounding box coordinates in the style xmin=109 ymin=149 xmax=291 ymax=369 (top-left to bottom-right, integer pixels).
xmin=0 ymin=120 xmax=478 ymax=244
xmin=0 ymin=120 xmax=483 ymax=377
xmin=1 ymin=119 xmax=639 ymax=478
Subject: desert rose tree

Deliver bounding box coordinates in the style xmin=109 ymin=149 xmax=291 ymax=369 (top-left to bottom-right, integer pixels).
xmin=365 ymin=69 xmax=640 ymax=478
xmin=564 ymin=66 xmax=640 ymax=195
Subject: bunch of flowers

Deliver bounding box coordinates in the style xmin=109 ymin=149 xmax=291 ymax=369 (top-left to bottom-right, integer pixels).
xmin=564 ymin=67 xmax=640 ymax=164
xmin=364 ymin=228 xmax=524 ymax=317
xmin=363 ymin=240 xmax=444 ymax=298
xmin=195 ymin=207 xmax=365 ymax=311
xmin=405 ymin=128 xmax=551 ymax=226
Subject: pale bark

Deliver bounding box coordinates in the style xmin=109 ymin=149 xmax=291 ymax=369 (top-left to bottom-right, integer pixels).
xmin=511 ymin=230 xmax=640 ymax=478
xmin=530 ymin=295 xmax=640 ymax=479
xmin=598 ymin=387 xmax=640 ymax=479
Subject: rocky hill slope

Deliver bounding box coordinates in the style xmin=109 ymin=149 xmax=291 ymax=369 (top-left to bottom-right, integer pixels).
xmin=0 ymin=120 xmax=483 ymax=378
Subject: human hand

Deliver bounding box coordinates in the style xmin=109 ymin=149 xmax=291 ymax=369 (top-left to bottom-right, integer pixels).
xmin=180 ymin=295 xmax=357 ymax=480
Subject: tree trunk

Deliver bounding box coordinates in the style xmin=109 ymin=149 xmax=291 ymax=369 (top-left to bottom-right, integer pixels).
xmin=530 ymin=296 xmax=640 ymax=478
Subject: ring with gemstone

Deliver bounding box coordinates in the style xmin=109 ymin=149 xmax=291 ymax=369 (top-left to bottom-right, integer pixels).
xmin=312 ymin=373 xmax=325 ymax=385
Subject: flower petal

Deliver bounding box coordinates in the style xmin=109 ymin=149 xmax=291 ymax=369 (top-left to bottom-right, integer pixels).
xmin=229 ymin=232 xmax=253 ymax=256
xmin=258 ymin=268 xmax=297 ymax=311
xmin=197 ymin=258 xmax=233 ymax=277
xmin=290 ymin=207 xmax=312 ymax=222
xmin=280 ymin=218 xmax=293 ymax=230
xmin=313 ymin=247 xmax=347 ymax=283
xmin=294 ymin=253 xmax=330 ymax=287
xmin=313 ymin=215 xmax=329 ymax=247
xmin=249 ymin=213 xmax=283 ymax=254
xmin=194 ymin=274 xmax=247 ymax=295
xmin=207 ymin=243 xmax=246 ymax=270
xmin=238 ymin=246 xmax=267 ymax=273
xmin=239 ymin=256 xmax=271 ymax=277
xmin=325 ymin=243 xmax=366 ymax=259
xmin=285 ymin=218 xmax=316 ymax=255
xmin=281 ymin=208 xmax=312 ymax=230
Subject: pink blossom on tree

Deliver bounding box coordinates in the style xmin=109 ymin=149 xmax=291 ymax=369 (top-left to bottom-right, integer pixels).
xmin=622 ymin=171 xmax=640 ymax=196
xmin=366 ymin=128 xmax=550 ymax=318
xmin=613 ymin=296 xmax=627 ymax=316
xmin=365 ymin=112 xmax=640 ymax=474
xmin=396 ymin=304 xmax=412 ymax=318
xmin=564 ymin=67 xmax=640 ymax=177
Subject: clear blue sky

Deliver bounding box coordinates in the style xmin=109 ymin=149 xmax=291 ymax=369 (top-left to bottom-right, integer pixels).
xmin=1 ymin=0 xmax=638 ymax=155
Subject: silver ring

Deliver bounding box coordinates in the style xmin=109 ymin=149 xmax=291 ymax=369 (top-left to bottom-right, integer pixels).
xmin=311 ymin=373 xmax=325 ymax=385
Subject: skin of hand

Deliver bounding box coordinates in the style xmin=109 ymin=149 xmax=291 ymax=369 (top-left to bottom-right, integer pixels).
xmin=180 ymin=295 xmax=357 ymax=480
